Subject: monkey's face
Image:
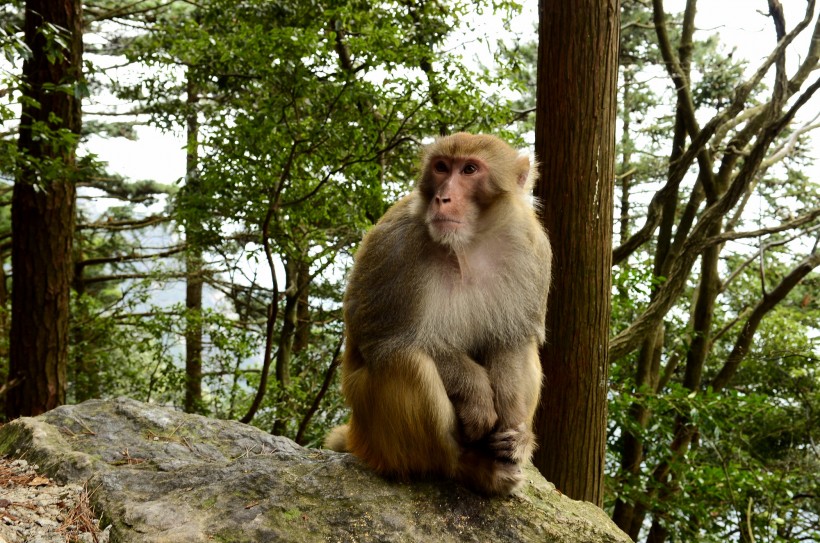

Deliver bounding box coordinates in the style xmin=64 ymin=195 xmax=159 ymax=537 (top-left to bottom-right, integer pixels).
xmin=421 ymin=155 xmax=492 ymax=250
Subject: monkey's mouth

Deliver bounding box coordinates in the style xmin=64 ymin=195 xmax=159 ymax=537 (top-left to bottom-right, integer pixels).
xmin=430 ymin=215 xmax=462 ymax=225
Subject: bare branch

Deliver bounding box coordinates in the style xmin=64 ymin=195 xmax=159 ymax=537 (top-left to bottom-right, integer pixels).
xmin=294 ymin=335 xmax=344 ymax=446
xmin=721 ymin=223 xmax=820 ymax=292
xmin=82 ymin=272 xmax=186 ymax=285
xmin=705 ymin=208 xmax=820 ymax=250
xmin=609 ymin=39 xmax=810 ymax=265
xmin=77 ymin=214 xmax=171 ymax=231
xmin=76 ymin=245 xmax=186 ymax=270
xmin=610 ymin=75 xmax=820 ymax=361
xmin=762 ymin=111 xmax=820 ymax=167
xmin=652 ymin=0 xmax=717 ymax=199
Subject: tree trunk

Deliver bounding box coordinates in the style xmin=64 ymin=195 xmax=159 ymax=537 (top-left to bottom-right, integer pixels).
xmin=271 ymin=258 xmax=302 ymax=436
xmin=533 ymin=0 xmax=619 ymax=506
xmin=184 ymin=74 xmax=205 ymax=414
xmin=293 ymin=259 xmax=311 ymax=353
xmin=6 ymin=0 xmax=83 ymax=419
xmin=618 ymin=72 xmax=633 ymax=246
xmin=0 ymin=264 xmax=8 ymax=361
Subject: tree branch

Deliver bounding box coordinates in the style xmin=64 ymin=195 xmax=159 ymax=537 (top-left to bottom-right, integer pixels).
xmin=76 ymin=245 xmax=186 ymax=270
xmin=610 ymin=75 xmax=820 ymax=361
xmin=294 ymin=334 xmax=344 ymax=446
xmin=710 ymin=250 xmax=820 ymax=391
xmin=82 ymin=272 xmax=185 ymax=285
xmin=720 ymin=223 xmax=820 ymax=293
xmin=704 ymin=208 xmax=820 ymax=250
xmin=619 ymin=0 xmax=818 ymax=266
xmin=652 ymin=0 xmax=717 ymax=199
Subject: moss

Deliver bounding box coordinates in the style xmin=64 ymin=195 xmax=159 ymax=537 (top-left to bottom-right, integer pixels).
xmin=0 ymin=422 xmax=27 ymax=455
xmin=282 ymin=508 xmax=302 ymax=521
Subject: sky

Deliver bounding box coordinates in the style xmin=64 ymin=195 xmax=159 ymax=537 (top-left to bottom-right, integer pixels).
xmin=71 ymin=0 xmax=819 ymax=350
xmin=85 ymin=0 xmax=819 ymax=189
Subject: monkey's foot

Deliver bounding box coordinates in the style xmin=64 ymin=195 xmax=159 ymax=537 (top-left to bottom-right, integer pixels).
xmin=457 ymin=448 xmax=524 ymax=496
xmin=487 ymin=423 xmax=534 ymax=464
xmin=485 ymin=460 xmax=524 ymax=495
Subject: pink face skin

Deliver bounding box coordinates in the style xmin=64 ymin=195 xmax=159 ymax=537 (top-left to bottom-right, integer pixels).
xmin=424 ymin=155 xmax=490 ymax=249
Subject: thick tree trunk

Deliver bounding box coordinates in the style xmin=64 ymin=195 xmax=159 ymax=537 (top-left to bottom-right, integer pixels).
xmin=6 ymin=0 xmax=83 ymax=419
xmin=533 ymin=0 xmax=619 ymax=506
xmin=184 ymin=75 xmax=205 ymax=414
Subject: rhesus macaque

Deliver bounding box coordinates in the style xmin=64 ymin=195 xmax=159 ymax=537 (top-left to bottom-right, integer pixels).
xmin=325 ymin=133 xmax=551 ymax=496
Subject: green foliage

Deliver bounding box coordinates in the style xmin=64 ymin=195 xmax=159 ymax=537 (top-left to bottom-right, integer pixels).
xmin=599 ymin=1 xmax=820 ymax=541
xmin=45 ymin=0 xmax=521 ymax=447
xmin=611 ymin=261 xmax=666 ymax=326
xmin=691 ymin=37 xmax=746 ymax=110
xmin=5 ymin=1 xmax=815 ymax=540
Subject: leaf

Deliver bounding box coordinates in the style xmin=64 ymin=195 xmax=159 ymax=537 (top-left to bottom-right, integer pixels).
xmin=28 ymin=476 xmax=51 ymax=487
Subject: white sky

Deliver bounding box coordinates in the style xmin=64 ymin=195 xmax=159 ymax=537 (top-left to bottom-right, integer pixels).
xmin=73 ymin=0 xmax=818 ymax=353
xmin=84 ymin=126 xmax=185 ymax=185
xmin=87 ymin=0 xmax=819 ymax=188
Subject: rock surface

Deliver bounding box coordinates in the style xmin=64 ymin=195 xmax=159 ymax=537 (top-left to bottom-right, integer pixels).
xmin=0 ymin=398 xmax=632 ymax=543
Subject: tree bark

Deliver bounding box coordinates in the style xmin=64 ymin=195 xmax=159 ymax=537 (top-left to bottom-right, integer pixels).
xmin=533 ymin=0 xmax=619 ymax=506
xmin=293 ymin=259 xmax=311 ymax=353
xmin=6 ymin=0 xmax=83 ymax=419
xmin=184 ymin=74 xmax=205 ymax=414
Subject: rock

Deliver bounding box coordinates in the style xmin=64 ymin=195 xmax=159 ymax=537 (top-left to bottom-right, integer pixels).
xmin=0 ymin=398 xmax=632 ymax=543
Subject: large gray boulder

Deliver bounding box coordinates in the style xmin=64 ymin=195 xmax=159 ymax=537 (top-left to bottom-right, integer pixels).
xmin=0 ymin=397 xmax=632 ymax=542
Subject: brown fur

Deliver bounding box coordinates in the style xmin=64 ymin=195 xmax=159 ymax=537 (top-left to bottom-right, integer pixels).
xmin=326 ymin=133 xmax=552 ymax=496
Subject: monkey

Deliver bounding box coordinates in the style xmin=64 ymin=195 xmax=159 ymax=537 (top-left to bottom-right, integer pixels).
xmin=325 ymin=132 xmax=552 ymax=496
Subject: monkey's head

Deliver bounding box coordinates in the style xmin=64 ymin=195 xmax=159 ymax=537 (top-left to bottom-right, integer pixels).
xmin=417 ymin=133 xmax=535 ymax=250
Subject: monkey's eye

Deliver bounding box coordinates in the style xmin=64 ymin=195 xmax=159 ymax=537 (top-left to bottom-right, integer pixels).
xmin=433 ymin=161 xmax=448 ymax=173
xmin=462 ymin=163 xmax=479 ymax=175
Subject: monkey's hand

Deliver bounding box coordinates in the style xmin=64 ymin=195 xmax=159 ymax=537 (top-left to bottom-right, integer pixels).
xmin=487 ymin=422 xmax=535 ymax=464
xmin=452 ymin=393 xmax=498 ymax=444
xmin=434 ymin=353 xmax=498 ymax=443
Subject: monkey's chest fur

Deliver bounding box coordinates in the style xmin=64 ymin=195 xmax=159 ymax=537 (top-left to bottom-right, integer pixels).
xmin=346 ymin=208 xmax=548 ymax=359
xmin=416 ymin=247 xmax=540 ymax=353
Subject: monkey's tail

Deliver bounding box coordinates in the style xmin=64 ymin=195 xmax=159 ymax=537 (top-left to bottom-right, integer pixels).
xmin=324 ymin=424 xmax=350 ymax=452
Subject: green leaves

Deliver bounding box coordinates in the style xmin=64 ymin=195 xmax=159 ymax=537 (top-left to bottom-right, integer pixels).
xmin=37 ymin=21 xmax=71 ymax=65
xmin=79 ymin=0 xmax=520 ymax=440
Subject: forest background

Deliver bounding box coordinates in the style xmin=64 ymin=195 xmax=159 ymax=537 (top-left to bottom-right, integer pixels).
xmin=0 ymin=1 xmax=818 ymax=542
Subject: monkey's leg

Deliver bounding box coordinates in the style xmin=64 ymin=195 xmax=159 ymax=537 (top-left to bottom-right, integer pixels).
xmin=342 ymin=346 xmax=461 ymax=480
xmin=456 ymin=340 xmax=542 ymax=496
xmin=433 ymin=352 xmax=498 ymax=443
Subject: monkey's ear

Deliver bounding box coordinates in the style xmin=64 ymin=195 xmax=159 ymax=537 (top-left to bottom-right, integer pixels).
xmin=516 ymin=154 xmax=538 ymax=192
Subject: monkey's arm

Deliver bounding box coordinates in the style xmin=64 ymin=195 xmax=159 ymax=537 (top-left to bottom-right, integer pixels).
xmin=484 ymin=340 xmax=542 ymax=463
xmin=433 ymin=353 xmax=498 ymax=443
